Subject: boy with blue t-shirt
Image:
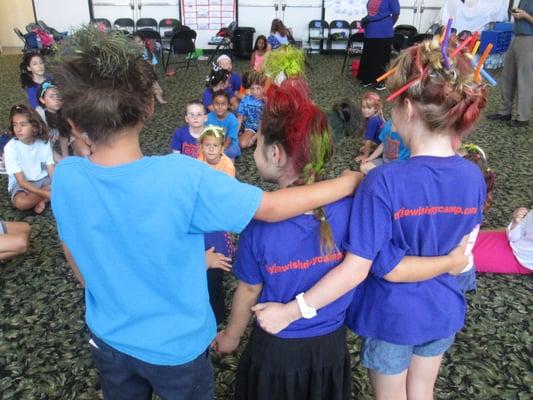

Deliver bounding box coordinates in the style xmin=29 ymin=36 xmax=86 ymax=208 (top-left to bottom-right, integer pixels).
xmin=358 ymin=120 xmax=410 ymax=175
xmin=169 ymin=100 xmax=206 ymax=157
xmin=49 ymin=27 xmax=359 ymax=400
xmin=236 ymin=71 xmax=265 ymax=149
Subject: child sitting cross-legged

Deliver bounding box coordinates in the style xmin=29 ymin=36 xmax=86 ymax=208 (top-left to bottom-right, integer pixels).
xmin=169 ymin=100 xmax=207 ymax=157
xmin=237 ymin=71 xmax=265 ymax=149
xmin=357 ymin=91 xmax=385 ymax=160
xmin=357 ymin=120 xmax=410 ymax=175
xmin=49 ymin=27 xmax=360 ymax=399
xmin=207 ymin=90 xmax=240 ymax=160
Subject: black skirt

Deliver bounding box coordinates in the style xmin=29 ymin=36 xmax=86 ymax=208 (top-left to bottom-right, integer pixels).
xmin=357 ymin=37 xmax=393 ymax=84
xmin=234 ymin=326 xmax=352 ymax=400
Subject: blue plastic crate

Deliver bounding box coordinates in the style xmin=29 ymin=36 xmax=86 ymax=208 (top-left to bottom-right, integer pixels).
xmin=494 ymin=22 xmax=513 ymax=31
xmin=480 ymin=30 xmax=513 ymax=54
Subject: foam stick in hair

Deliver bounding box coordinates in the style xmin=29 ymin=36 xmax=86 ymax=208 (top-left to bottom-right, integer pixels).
xmin=468 ymin=31 xmax=479 ymax=52
xmin=471 ymin=41 xmax=480 ymax=55
xmin=474 ymin=43 xmax=493 ymax=83
xmin=386 ymin=76 xmax=420 ymax=102
xmin=451 ymin=34 xmax=475 ymax=57
xmin=472 ymin=56 xmax=497 ymax=86
xmin=376 ymin=67 xmax=398 ymax=83
xmin=441 ymin=18 xmax=453 ymax=69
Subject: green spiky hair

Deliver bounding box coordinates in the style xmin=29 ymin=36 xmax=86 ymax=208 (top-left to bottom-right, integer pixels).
xmin=51 ymin=25 xmax=142 ymax=79
xmin=262 ymin=45 xmax=305 ymax=82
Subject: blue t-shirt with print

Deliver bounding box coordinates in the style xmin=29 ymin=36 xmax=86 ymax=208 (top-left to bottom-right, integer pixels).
xmin=169 ymin=125 xmax=201 ymax=157
xmin=51 ymin=155 xmax=262 ymax=365
xmin=236 ymin=95 xmax=264 ymax=132
xmin=234 ymin=197 xmax=354 ymax=339
xmin=344 ymin=155 xmax=485 ymax=345
xmin=378 ymin=121 xmax=410 ymax=162
xmin=364 ymin=0 xmax=400 ymax=39
xmin=364 ymin=115 xmax=384 ymax=144
xmin=202 ymin=87 xmax=235 ymax=109
xmin=207 ymin=111 xmax=240 ymax=158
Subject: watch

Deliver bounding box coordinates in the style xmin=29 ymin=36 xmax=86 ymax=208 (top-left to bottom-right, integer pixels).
xmin=296 ymin=293 xmax=317 ymax=319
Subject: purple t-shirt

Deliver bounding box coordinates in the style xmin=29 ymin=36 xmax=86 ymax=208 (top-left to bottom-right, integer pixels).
xmin=364 ymin=115 xmax=384 ymax=144
xmin=202 ymin=87 xmax=235 ymax=109
xmin=228 ymin=72 xmax=242 ymax=93
xmin=344 ymin=155 xmax=485 ymax=345
xmin=169 ymin=125 xmax=200 ymax=158
xmin=364 ymin=0 xmax=400 ymax=39
xmin=234 ymin=197 xmax=354 ymax=339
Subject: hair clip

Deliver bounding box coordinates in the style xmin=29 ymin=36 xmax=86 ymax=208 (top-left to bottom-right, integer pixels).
xmin=474 ymin=43 xmax=493 ymax=83
xmin=376 ymin=67 xmax=397 ymax=83
xmin=441 ymin=18 xmax=453 ymax=69
xmin=39 ymin=80 xmax=56 ymax=97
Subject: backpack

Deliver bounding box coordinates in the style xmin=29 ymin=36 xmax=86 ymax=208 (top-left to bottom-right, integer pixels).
xmin=327 ymin=99 xmax=362 ymax=141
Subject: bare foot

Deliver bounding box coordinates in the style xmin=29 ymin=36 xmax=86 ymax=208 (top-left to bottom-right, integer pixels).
xmin=34 ymin=200 xmax=47 ymax=214
xmin=157 ymin=99 xmax=168 ymax=104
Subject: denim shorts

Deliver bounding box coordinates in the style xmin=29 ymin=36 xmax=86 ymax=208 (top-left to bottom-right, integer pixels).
xmin=361 ymin=334 xmax=456 ymax=375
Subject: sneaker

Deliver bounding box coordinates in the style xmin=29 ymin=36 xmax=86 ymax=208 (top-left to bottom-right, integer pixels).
xmin=486 ymin=113 xmax=511 ymax=121
xmin=507 ymin=119 xmax=529 ymax=128
xmin=374 ymin=83 xmax=386 ymax=91
xmin=362 ymin=82 xmax=373 ymax=88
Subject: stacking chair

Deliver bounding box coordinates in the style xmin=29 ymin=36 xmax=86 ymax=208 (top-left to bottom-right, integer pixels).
xmin=350 ymin=20 xmax=363 ymax=34
xmin=308 ymin=20 xmax=329 ymax=54
xmin=327 ymin=20 xmax=350 ymax=52
xmin=159 ymin=18 xmax=181 ymax=39
xmin=408 ymin=33 xmax=432 ymax=46
xmin=136 ymin=18 xmax=158 ymax=31
xmin=114 ymin=18 xmax=135 ymax=33
xmin=164 ymin=29 xmax=199 ymax=75
xmin=342 ymin=32 xmax=364 ymax=74
xmin=92 ymin=18 xmax=112 ymax=33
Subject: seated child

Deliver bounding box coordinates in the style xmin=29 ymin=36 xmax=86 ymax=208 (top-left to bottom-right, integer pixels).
xmin=36 ymin=80 xmax=92 ymax=161
xmin=169 ymin=100 xmax=207 ymax=157
xmin=356 ymin=120 xmax=410 ymax=175
xmin=236 ymin=71 xmax=265 ymax=149
xmin=472 ymin=207 xmax=532 ymax=275
xmin=250 ymin=35 xmax=268 ymax=72
xmin=4 ymin=104 xmax=54 ymax=214
xmin=0 ymin=220 xmax=30 ymax=261
xmin=206 ymin=90 xmax=240 ymax=159
xmin=197 ymin=125 xmax=236 ymax=324
xmin=202 ymin=67 xmax=235 ymax=112
xmin=133 ymin=32 xmax=167 ymax=104
xmin=20 ymin=51 xmax=46 ymax=109
xmin=358 ymin=91 xmax=385 ymax=160
xmin=217 ymin=54 xmax=242 ymax=102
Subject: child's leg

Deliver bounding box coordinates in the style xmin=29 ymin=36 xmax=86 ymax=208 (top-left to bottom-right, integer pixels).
xmin=0 ymin=221 xmax=30 ymax=261
xmin=405 ymin=354 xmax=443 ymax=400
xmin=71 ymin=138 xmax=92 ymax=157
xmin=207 ymin=268 xmax=225 ymax=325
xmin=238 ymin=130 xmax=257 ymax=149
xmin=12 ymin=192 xmax=46 ymax=212
xmin=369 ymin=370 xmax=408 ymax=400
xmin=152 ymin=81 xmax=167 ymax=104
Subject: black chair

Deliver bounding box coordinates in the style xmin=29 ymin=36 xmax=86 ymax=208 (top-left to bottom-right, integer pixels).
xmin=350 ymin=20 xmax=363 ymax=34
xmin=342 ymin=32 xmax=364 ymax=74
xmin=114 ymin=18 xmax=135 ymax=33
xmin=13 ymin=28 xmax=37 ymax=52
xmin=408 ymin=33 xmax=432 ymax=46
xmin=393 ymin=25 xmax=417 ymax=51
xmin=92 ymin=18 xmax=112 ymax=33
xmin=392 ymin=32 xmax=406 ymax=53
xmin=308 ymin=20 xmax=329 ymax=54
xmin=159 ymin=18 xmax=180 ymax=38
xmin=164 ymin=29 xmax=199 ymax=75
xmin=328 ymin=20 xmax=350 ymax=52
xmin=136 ymin=29 xmax=164 ymax=68
xmin=136 ymin=18 xmax=158 ymax=31
xmin=25 ymin=23 xmax=40 ymax=33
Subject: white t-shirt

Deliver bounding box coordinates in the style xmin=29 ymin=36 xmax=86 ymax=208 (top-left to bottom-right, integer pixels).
xmin=4 ymin=138 xmax=54 ymax=193
xmin=507 ymin=211 xmax=533 ymax=270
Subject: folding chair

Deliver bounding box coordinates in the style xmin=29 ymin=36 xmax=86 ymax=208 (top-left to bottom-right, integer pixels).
xmin=328 ymin=20 xmax=350 ymax=52
xmin=114 ymin=18 xmax=135 ymax=33
xmin=308 ymin=20 xmax=329 ymax=54
xmin=136 ymin=29 xmax=164 ymax=69
xmin=136 ymin=18 xmax=158 ymax=31
xmin=159 ymin=18 xmax=181 ymax=39
xmin=350 ymin=20 xmax=363 ymax=35
xmin=408 ymin=33 xmax=433 ymax=47
xmin=164 ymin=29 xmax=199 ymax=75
xmin=92 ymin=18 xmax=112 ymax=33
xmin=13 ymin=28 xmax=38 ymax=52
xmin=342 ymin=32 xmax=364 ymax=74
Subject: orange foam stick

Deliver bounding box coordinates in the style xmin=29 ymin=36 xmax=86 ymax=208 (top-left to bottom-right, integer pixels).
xmin=451 ymin=35 xmax=475 ymax=57
xmin=376 ymin=67 xmax=398 ymax=83
xmin=468 ymin=31 xmax=479 ymax=51
xmin=471 ymin=41 xmax=480 ymax=55
xmin=474 ymin=43 xmax=493 ymax=83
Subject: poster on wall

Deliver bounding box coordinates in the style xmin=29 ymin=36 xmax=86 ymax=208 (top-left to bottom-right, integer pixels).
xmin=182 ymin=0 xmax=236 ymax=30
xmin=324 ymin=0 xmax=367 ymax=22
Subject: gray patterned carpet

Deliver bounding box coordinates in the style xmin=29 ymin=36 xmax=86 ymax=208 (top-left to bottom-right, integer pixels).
xmin=0 ymin=52 xmax=531 ymax=399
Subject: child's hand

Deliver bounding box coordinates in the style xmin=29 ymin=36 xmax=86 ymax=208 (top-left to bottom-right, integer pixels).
xmin=512 ymin=207 xmax=529 ymax=224
xmin=213 ymin=330 xmax=240 ymax=354
xmin=205 ymin=247 xmax=232 ymax=271
xmin=447 ymin=236 xmax=469 ymax=276
xmin=252 ymin=301 xmax=300 ymax=335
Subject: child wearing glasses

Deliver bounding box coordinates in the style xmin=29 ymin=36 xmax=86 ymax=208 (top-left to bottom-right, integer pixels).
xmin=170 ymin=100 xmax=207 ymax=158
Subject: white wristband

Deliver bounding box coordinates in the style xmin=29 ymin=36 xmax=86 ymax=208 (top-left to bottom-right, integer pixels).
xmin=296 ymin=292 xmax=317 ymax=319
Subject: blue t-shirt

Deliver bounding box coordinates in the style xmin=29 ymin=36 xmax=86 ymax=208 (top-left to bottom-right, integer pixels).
xmin=202 ymin=87 xmax=235 ymax=109
xmin=234 ymin=197 xmax=354 ymax=339
xmin=344 ymin=155 xmax=485 ymax=345
xmin=26 ymin=84 xmax=39 ymax=109
xmin=207 ymin=111 xmax=240 ymax=158
xmin=228 ymin=72 xmax=242 ymax=93
xmin=267 ymin=33 xmax=289 ymax=50
xmin=236 ymin=95 xmax=264 ymax=132
xmin=364 ymin=0 xmax=400 ymax=39
xmin=378 ymin=121 xmax=410 ymax=162
xmin=364 ymin=115 xmax=384 ymax=144
xmin=51 ymin=155 xmax=262 ymax=365
xmin=169 ymin=125 xmax=201 ymax=157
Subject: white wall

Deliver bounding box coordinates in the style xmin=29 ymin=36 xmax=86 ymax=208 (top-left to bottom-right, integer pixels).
xmin=0 ymin=0 xmax=35 ymax=47
xmin=33 ymin=0 xmax=90 ymax=33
